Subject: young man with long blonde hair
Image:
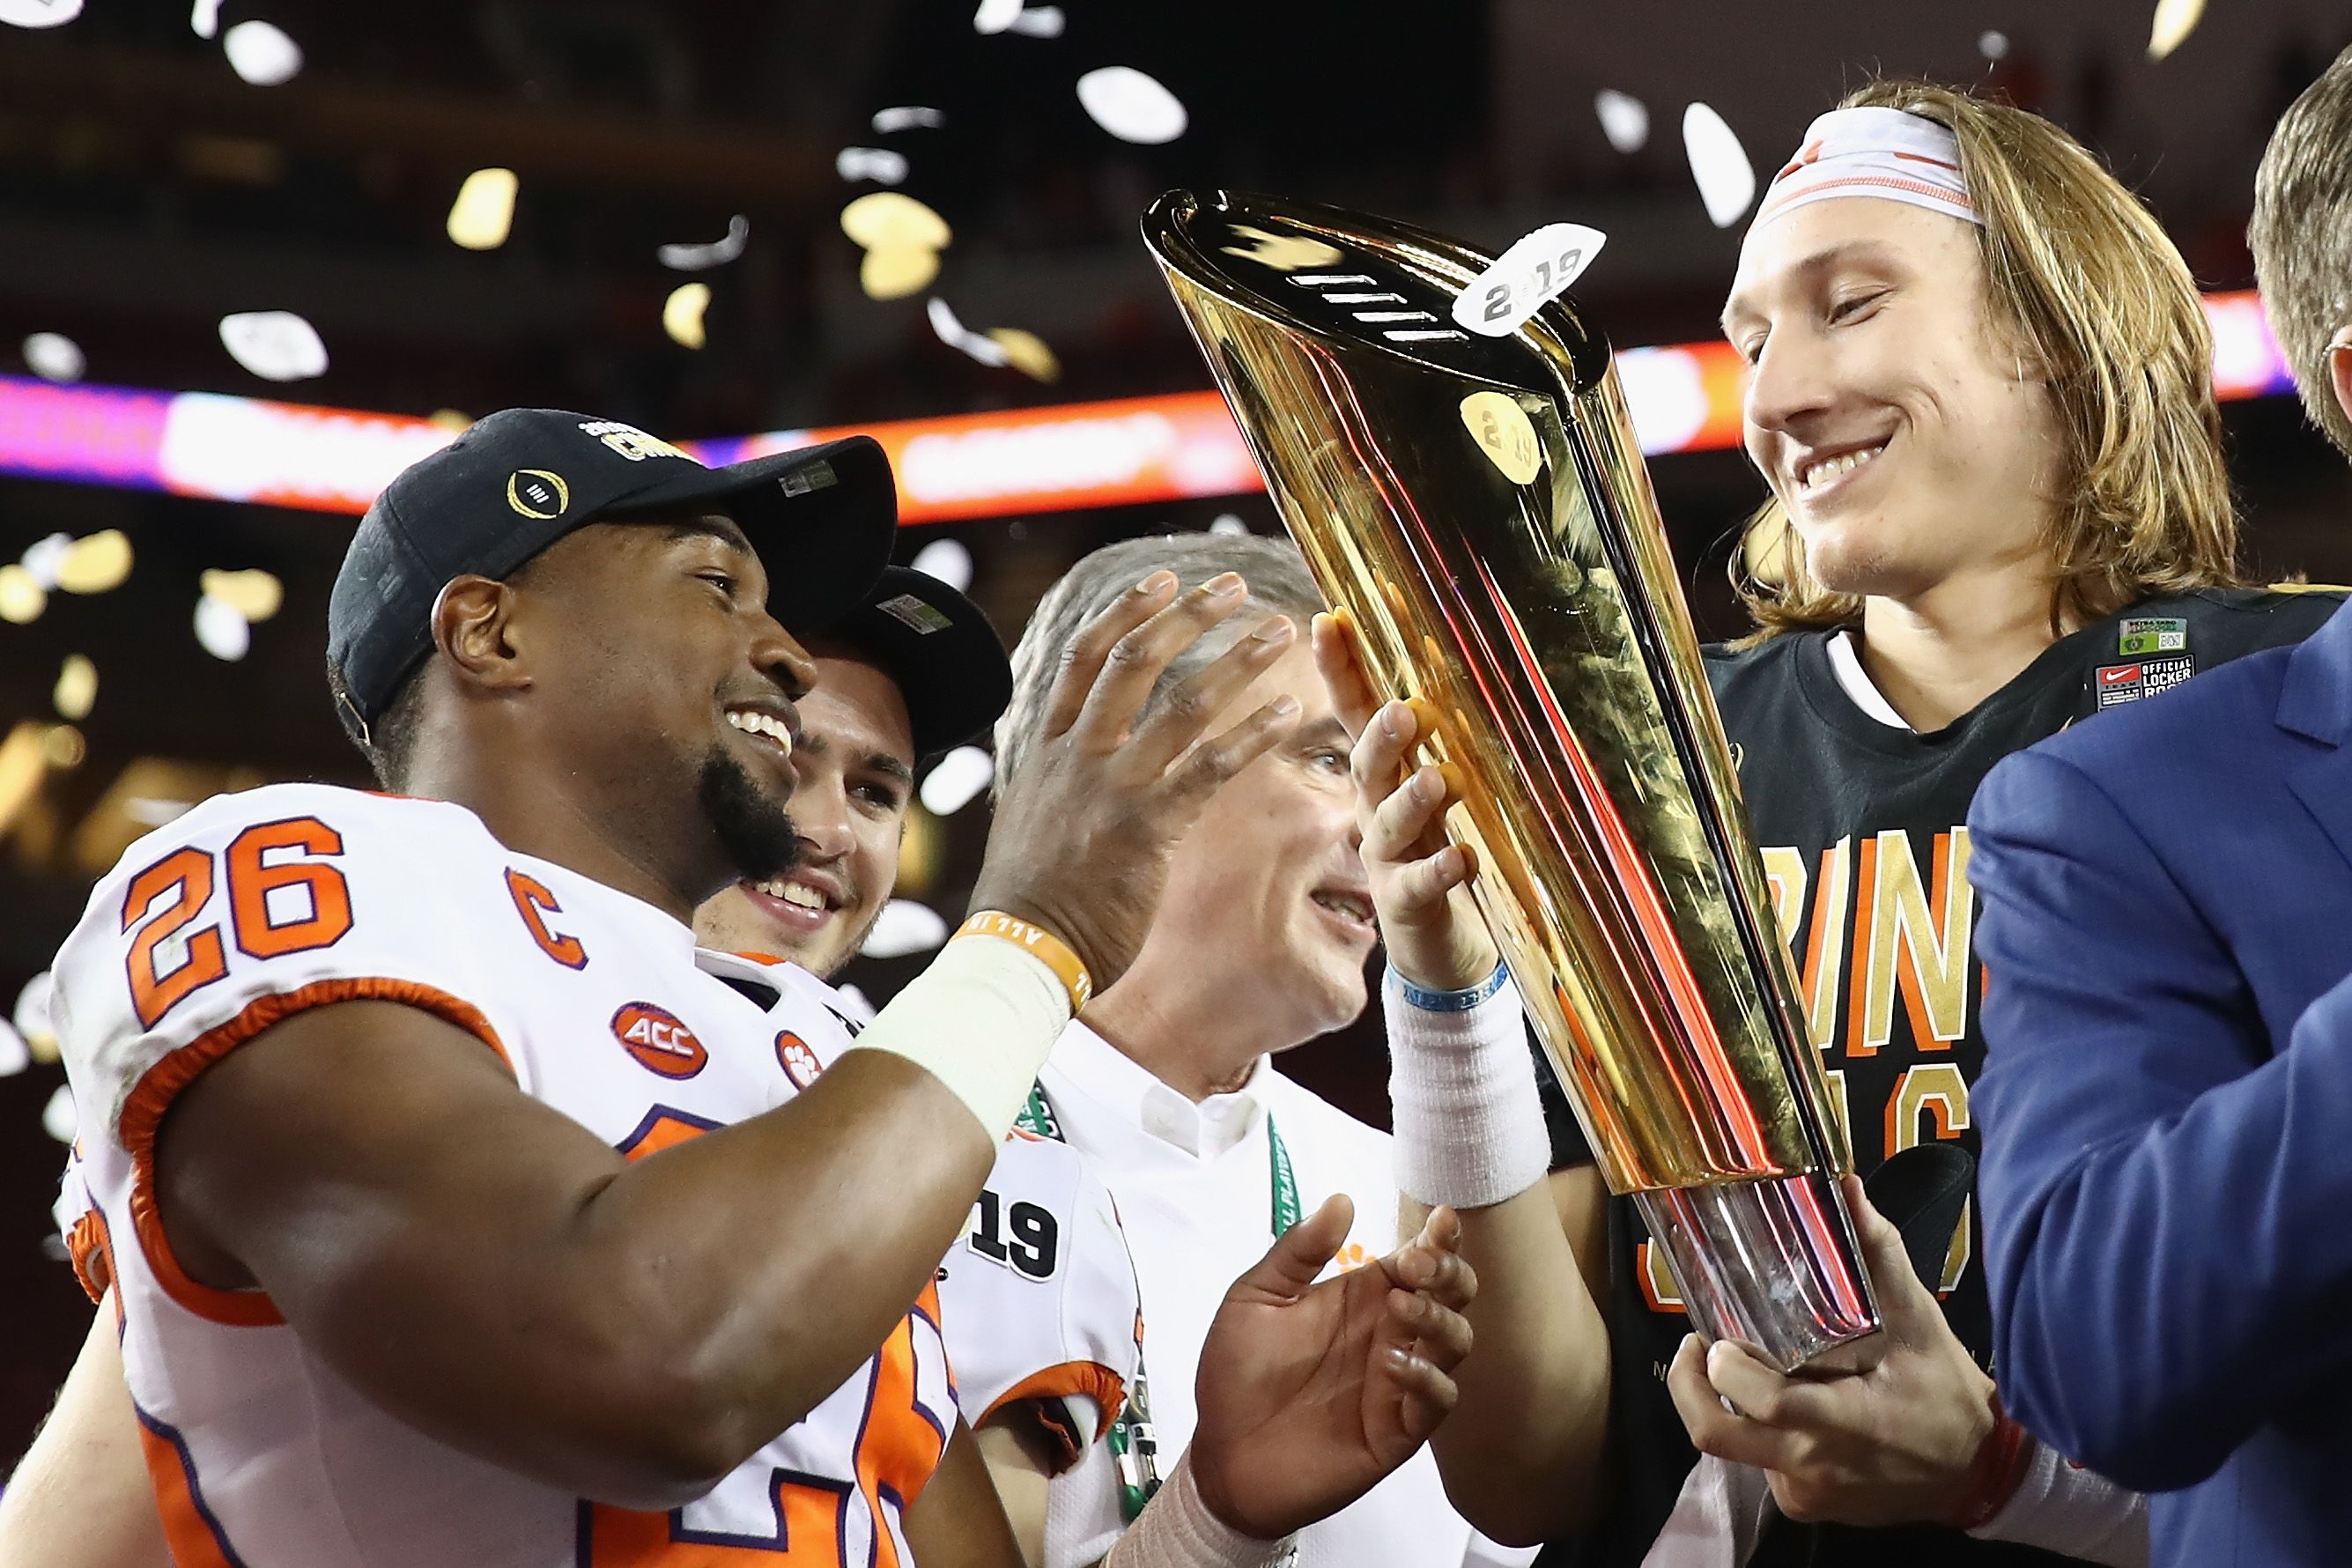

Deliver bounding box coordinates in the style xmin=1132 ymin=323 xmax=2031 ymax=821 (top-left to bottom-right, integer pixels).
xmin=1318 ymin=78 xmax=2343 ymax=1567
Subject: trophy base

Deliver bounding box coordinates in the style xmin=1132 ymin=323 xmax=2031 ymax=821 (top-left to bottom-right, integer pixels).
xmin=1636 ymin=1173 xmax=1882 ymax=1375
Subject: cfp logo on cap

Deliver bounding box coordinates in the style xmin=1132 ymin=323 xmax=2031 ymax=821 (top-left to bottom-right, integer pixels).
xmin=507 ymin=469 xmax=570 ymax=520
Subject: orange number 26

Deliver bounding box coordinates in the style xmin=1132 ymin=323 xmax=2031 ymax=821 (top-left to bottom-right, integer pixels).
xmin=122 ymin=817 xmax=354 ymax=1029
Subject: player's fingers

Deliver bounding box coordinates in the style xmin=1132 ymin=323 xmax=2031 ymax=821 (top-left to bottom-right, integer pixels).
xmin=1390 ymin=1287 xmax=1476 ymax=1372
xmin=1380 ymin=1344 xmax=1461 ymax=1439
xmin=1349 ymin=700 xmax=1419 ymax=802
xmin=1070 ymin=573 xmax=1255 ymax=748
xmin=1228 ymin=1193 xmax=1353 ymax=1305
xmin=1041 ymin=571 xmax=1179 ymax=738
xmin=1699 ymin=1341 xmax=1831 ymax=1431
xmin=1128 ymin=612 xmax=1298 ymax=775
xmin=1311 ymin=610 xmax=1380 ymax=738
xmin=1842 ymin=1172 xmax=1943 ymax=1330
xmin=1667 ymin=1335 xmax=1808 ymax=1472
xmin=1161 ymin=695 xmax=1303 ymax=811
xmin=1365 ymin=765 xmax=1453 ymax=863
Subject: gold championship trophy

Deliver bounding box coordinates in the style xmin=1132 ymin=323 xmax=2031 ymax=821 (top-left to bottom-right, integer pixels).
xmin=1146 ymin=190 xmax=1880 ymax=1372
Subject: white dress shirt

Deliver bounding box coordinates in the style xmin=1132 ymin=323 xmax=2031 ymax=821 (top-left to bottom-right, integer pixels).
xmin=1037 ymin=1019 xmax=1537 ymax=1568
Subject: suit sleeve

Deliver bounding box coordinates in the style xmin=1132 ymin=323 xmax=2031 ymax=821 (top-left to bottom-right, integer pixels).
xmin=1970 ymin=747 xmax=2352 ymax=1490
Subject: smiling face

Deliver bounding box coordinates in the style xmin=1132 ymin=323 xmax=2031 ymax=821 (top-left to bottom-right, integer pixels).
xmin=507 ymin=514 xmax=816 ymax=897
xmin=692 ymin=647 xmax=916 ymax=979
xmin=1722 ymin=198 xmax=2067 ymax=604
xmin=1117 ymin=640 xmax=1376 ymax=1050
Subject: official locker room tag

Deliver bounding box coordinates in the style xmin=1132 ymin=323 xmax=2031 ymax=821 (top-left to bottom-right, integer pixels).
xmin=1449 ymin=222 xmax=1608 ymax=337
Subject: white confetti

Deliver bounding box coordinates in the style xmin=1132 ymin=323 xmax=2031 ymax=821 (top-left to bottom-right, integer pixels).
xmin=22 ymin=333 xmax=84 ymax=382
xmin=835 ymin=147 xmax=910 ymax=186
xmin=222 ymin=19 xmax=302 ymax=85
xmin=1978 ymin=30 xmax=2009 ymax=60
xmin=446 ymin=167 xmax=518 ymax=250
xmin=124 ymin=796 xmax=194 ymax=825
xmin=0 ymin=0 xmax=82 ymax=29
xmin=20 ymin=532 xmax=70 ymax=588
xmin=1076 ymin=66 xmax=1188 ymax=145
xmin=1452 ymin=222 xmax=1608 ymax=337
xmin=973 ymin=0 xmax=1022 ymax=33
xmin=195 ymin=593 xmax=252 ymax=660
xmin=658 ymin=215 xmax=750 ymax=271
xmin=190 ymin=0 xmax=222 ymax=35
xmin=1209 ymin=514 xmax=1250 ymax=536
xmin=871 ymin=106 xmax=945 ymax=134
xmin=13 ymin=971 xmax=51 ymax=1052
xmin=41 ymin=1083 xmax=76 ymax=1144
xmin=2149 ymin=0 xmax=2204 ymax=59
xmin=663 ymin=282 xmax=711 ymax=349
xmin=862 ymin=899 xmax=950 ymax=958
xmin=910 ymin=537 xmax=974 ymax=592
xmin=927 ymin=298 xmax=1010 ymax=366
xmin=919 ymin=746 xmax=995 ymax=816
xmin=1683 ymin=102 xmax=1757 ymax=228
xmin=219 ymin=310 xmax=327 ymax=381
xmin=0 ymin=1020 xmax=26 ymax=1079
xmin=1007 ymin=6 xmax=1063 ymax=35
xmin=1595 ymin=91 xmax=1649 ymax=154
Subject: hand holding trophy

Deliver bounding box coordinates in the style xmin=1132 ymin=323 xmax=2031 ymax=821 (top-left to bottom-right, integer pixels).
xmin=1146 ymin=190 xmax=1879 ymax=1373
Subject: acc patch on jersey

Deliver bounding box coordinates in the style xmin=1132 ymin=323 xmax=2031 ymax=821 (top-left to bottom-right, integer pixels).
xmin=776 ymin=1030 xmax=823 ymax=1089
xmin=611 ymin=1002 xmax=707 ymax=1079
xmin=2094 ymin=655 xmax=2194 ymax=709
xmin=2117 ymin=616 xmax=2188 ymax=656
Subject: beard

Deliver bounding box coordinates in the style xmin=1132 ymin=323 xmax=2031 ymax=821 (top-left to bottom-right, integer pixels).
xmin=697 ymin=747 xmax=801 ymax=884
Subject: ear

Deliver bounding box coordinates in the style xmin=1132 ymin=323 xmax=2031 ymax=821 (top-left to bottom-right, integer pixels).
xmin=431 ymin=574 xmax=534 ymax=696
xmin=2329 ymin=329 xmax=2352 ymax=438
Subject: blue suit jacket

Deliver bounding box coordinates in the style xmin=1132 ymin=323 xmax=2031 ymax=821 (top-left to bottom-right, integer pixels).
xmin=1970 ymin=596 xmax=2352 ymax=1568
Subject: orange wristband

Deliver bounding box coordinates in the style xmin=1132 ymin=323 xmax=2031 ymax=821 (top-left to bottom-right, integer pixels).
xmin=957 ymin=912 xmax=1094 ymax=1013
xmin=1947 ymin=1391 xmax=2033 ymax=1530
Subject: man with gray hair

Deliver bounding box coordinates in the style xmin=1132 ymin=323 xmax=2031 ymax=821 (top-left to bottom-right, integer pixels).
xmin=1001 ymin=532 xmax=1535 ymax=1568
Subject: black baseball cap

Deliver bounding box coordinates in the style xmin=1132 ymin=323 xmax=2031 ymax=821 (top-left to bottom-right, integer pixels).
xmin=814 ymin=565 xmax=1012 ymax=758
xmin=327 ymin=408 xmax=897 ymax=745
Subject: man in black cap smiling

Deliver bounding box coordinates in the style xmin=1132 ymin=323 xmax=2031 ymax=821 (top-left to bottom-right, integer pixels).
xmin=12 ymin=410 xmax=1483 ymax=1567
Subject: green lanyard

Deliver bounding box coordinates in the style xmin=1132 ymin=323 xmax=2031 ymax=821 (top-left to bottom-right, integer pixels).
xmin=1016 ymin=1080 xmax=1301 ymax=1520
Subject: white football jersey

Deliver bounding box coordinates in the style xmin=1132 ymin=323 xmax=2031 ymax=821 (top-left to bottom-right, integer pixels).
xmin=718 ymin=958 xmax=1144 ymax=1568
xmin=49 ymin=782 xmax=954 ymax=1568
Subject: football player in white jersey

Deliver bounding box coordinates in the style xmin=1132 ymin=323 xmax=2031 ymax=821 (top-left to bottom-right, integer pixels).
xmin=4 ymin=410 xmax=1481 ymax=1568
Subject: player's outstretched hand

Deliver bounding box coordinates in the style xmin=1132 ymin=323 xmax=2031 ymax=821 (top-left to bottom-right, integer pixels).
xmin=1187 ymin=1197 xmax=1476 ymax=1540
xmin=973 ymin=570 xmax=1300 ymax=992
xmin=1310 ymin=610 xmax=1498 ymax=993
xmin=1665 ymin=1175 xmax=2000 ymax=1527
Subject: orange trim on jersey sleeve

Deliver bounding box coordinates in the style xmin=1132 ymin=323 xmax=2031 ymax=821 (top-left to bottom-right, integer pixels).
xmin=132 ymin=1406 xmax=245 ymax=1568
xmin=64 ymin=1205 xmax=114 ymax=1305
xmin=118 ymin=977 xmax=513 ymax=1328
xmin=978 ymin=1361 xmax=1128 ymax=1471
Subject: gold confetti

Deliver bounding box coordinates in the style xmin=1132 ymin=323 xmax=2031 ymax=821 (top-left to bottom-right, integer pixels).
xmin=427 ymin=409 xmax=472 ymax=432
xmin=446 ymin=167 xmax=518 ymax=250
xmin=0 ymin=566 xmax=45 ymax=624
xmin=988 ymin=328 xmax=1061 ymax=382
xmin=199 ymin=568 xmax=283 ymax=623
xmin=2149 ymin=0 xmax=2204 ymax=58
xmin=861 ymin=246 xmax=941 ymax=300
xmin=663 ymin=282 xmax=711 ymax=349
xmin=52 ymin=655 xmax=94 ymax=721
xmin=55 ymin=530 xmax=131 ymax=594
xmin=42 ymin=724 xmax=84 ymax=769
xmin=840 ymin=193 xmax=952 ymax=252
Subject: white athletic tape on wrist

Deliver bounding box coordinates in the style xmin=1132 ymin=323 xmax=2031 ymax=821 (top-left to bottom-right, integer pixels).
xmin=1387 ymin=967 xmax=1553 ymax=1209
xmin=1966 ymin=1434 xmax=2149 ymax=1566
xmin=842 ymin=932 xmax=1070 ymax=1138
xmin=1106 ymin=1454 xmax=1293 ymax=1568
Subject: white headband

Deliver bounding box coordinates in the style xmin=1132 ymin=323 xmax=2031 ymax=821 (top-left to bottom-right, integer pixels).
xmin=1751 ymin=106 xmax=1980 ymax=230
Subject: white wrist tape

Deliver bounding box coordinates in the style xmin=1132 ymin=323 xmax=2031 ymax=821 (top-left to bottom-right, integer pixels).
xmin=842 ymin=934 xmax=1070 ymax=1139
xmin=1386 ymin=967 xmax=1554 ymax=1209
xmin=1106 ymin=1454 xmax=1292 ymax=1568
xmin=1967 ymin=1434 xmax=2149 ymax=1567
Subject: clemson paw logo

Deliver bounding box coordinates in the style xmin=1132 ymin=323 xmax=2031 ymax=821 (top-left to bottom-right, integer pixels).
xmin=612 ymin=1002 xmax=706 ymax=1079
xmin=776 ymin=1031 xmax=823 ymax=1089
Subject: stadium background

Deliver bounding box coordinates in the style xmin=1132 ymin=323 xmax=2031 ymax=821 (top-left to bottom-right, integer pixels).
xmin=2 ymin=0 xmax=2348 ymax=1458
